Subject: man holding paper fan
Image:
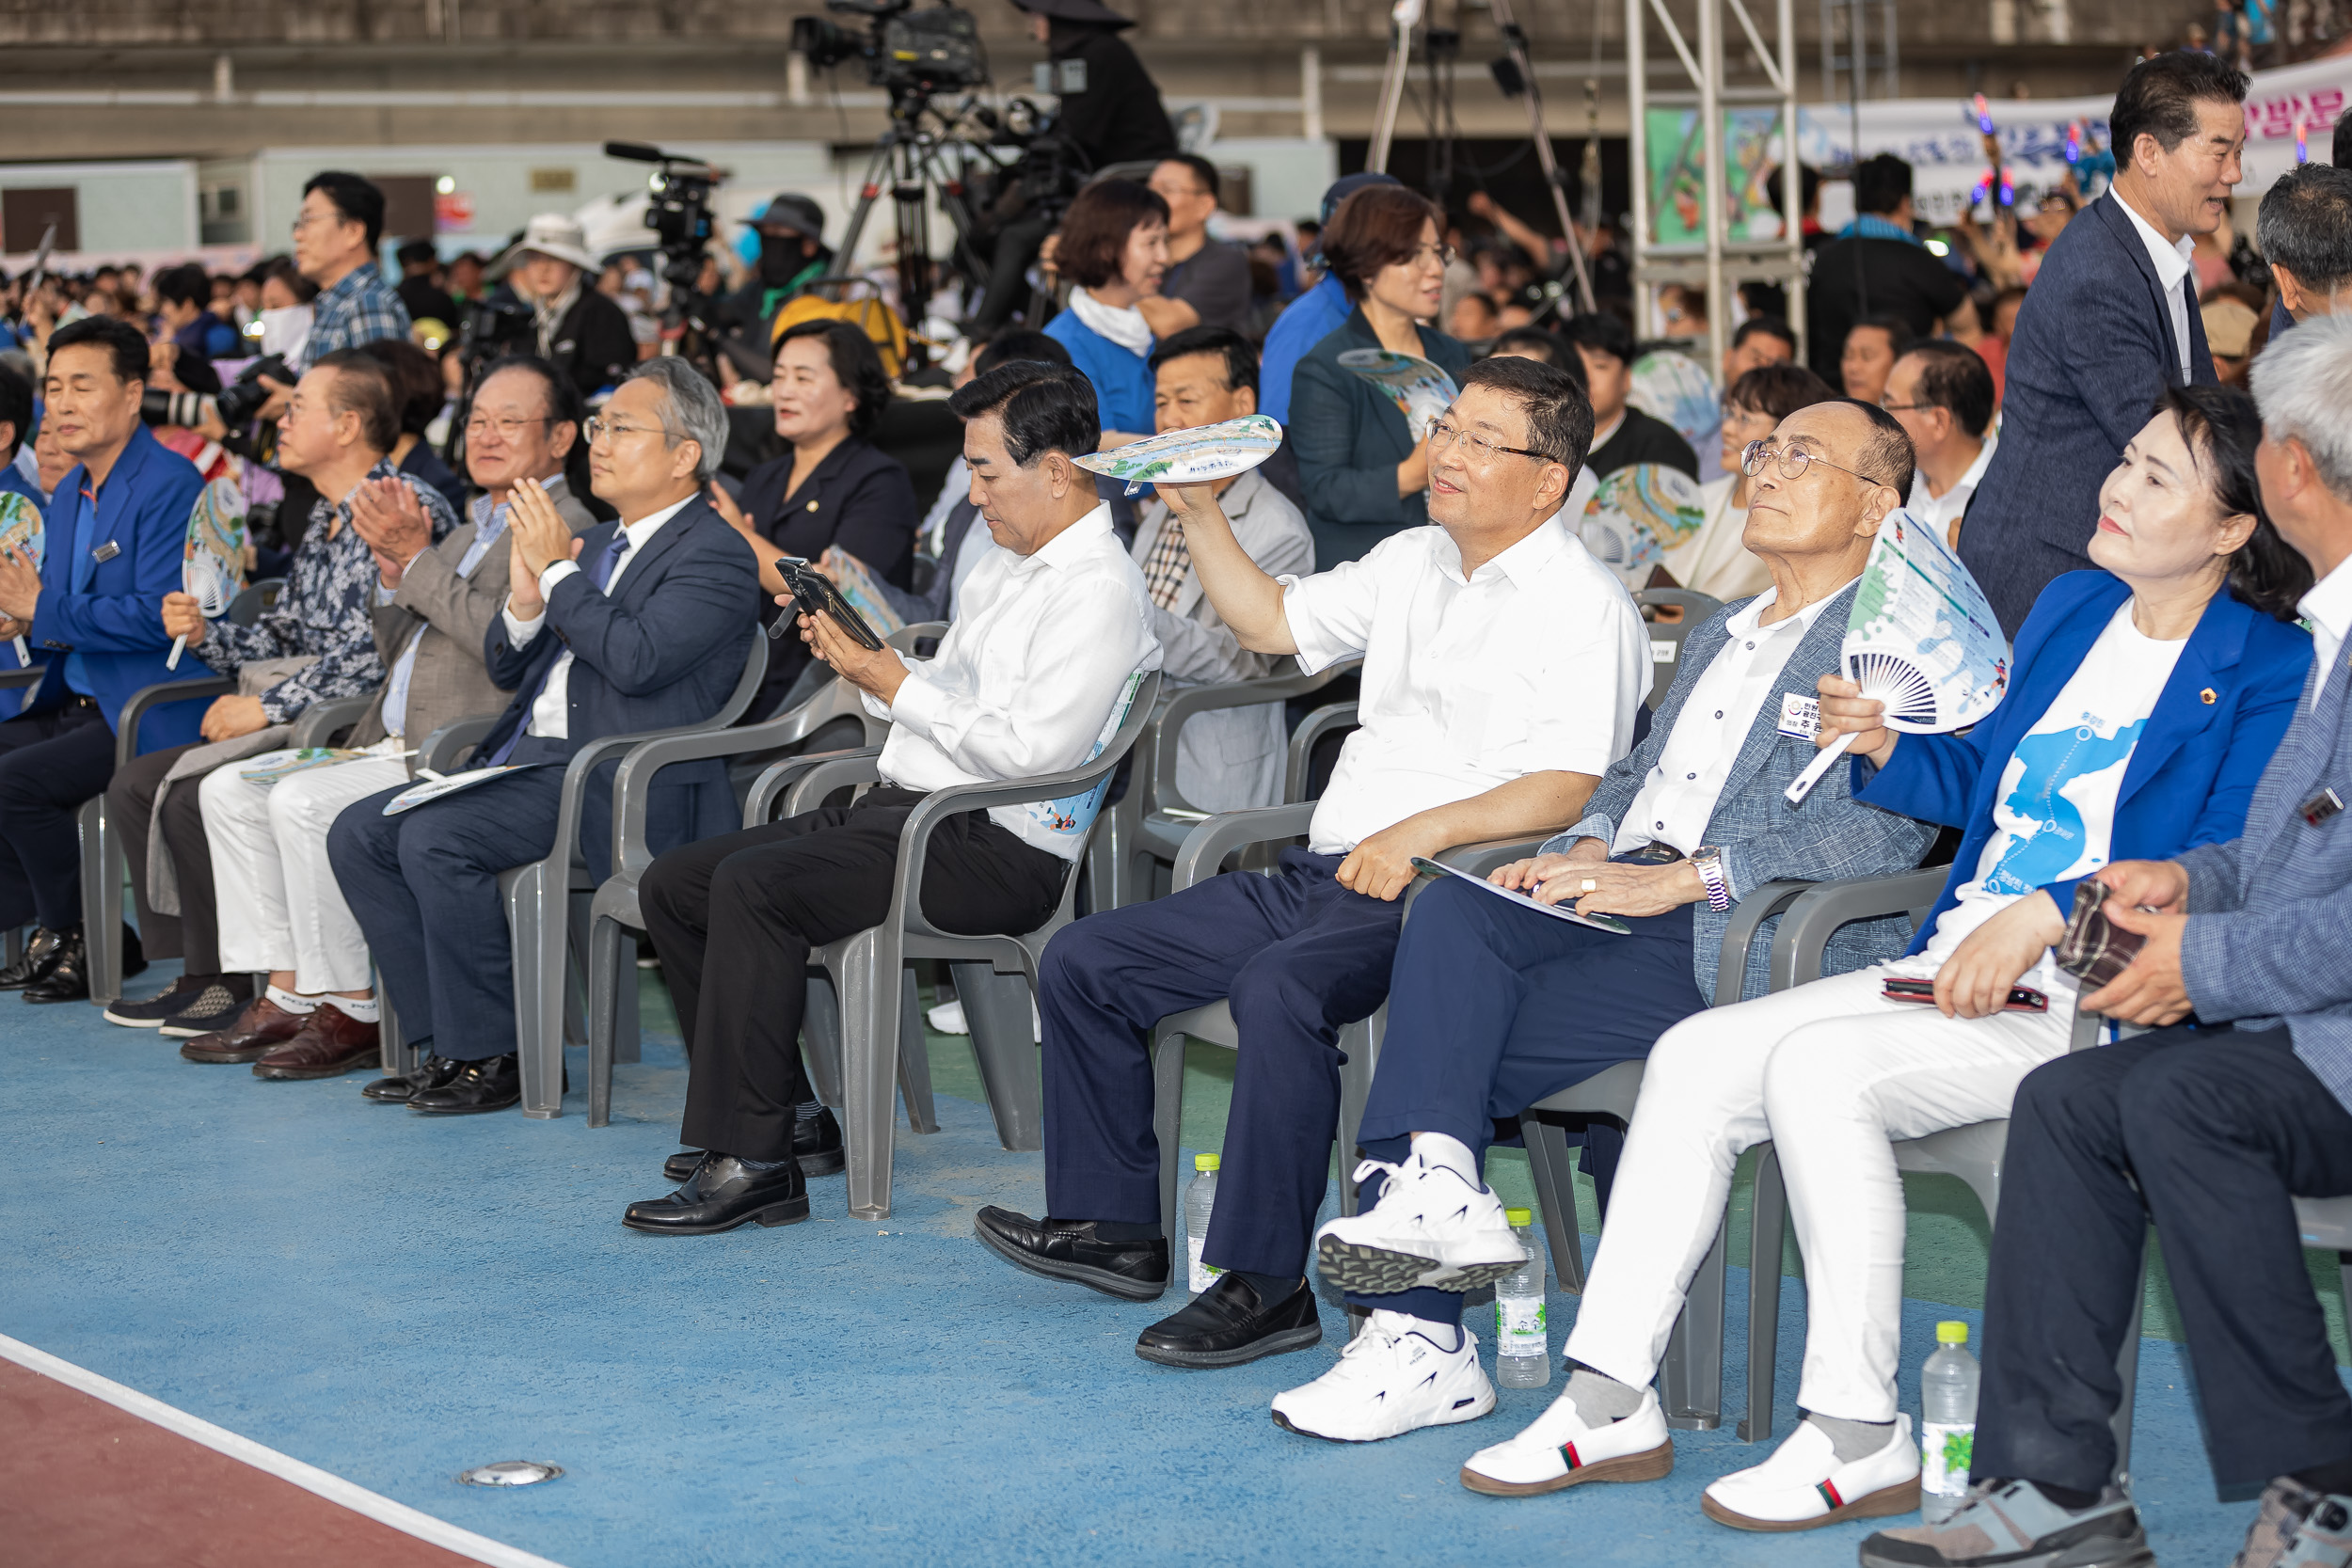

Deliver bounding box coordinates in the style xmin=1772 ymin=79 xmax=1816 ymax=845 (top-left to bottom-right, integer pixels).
xmin=1279 ymin=399 xmax=1937 ymax=1447
xmin=975 ymin=356 xmax=1648 ymax=1376
xmin=0 ymin=317 xmax=207 ymax=1005
xmin=1454 ymin=386 xmax=2307 ymax=1535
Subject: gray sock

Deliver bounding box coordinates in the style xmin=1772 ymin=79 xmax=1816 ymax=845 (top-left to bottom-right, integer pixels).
xmin=1807 ymin=1412 xmax=1896 ymax=1465
xmin=1563 ymin=1367 xmax=1644 ymax=1424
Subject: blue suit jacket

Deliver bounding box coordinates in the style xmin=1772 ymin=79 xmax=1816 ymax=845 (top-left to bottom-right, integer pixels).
xmin=24 ymin=424 xmax=213 ymax=750
xmin=479 ymin=493 xmax=761 ymax=866
xmin=1289 ymin=308 xmax=1471 ymax=569
xmin=1960 ymin=195 xmax=2215 ymax=637
xmin=1548 ymin=582 xmax=1939 ymax=1001
xmin=1859 ymin=570 xmax=2308 ymax=954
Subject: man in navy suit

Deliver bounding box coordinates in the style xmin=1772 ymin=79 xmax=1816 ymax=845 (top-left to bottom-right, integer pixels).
xmin=0 ymin=317 xmax=212 ymax=1002
xmin=328 ymin=358 xmax=759 ymax=1116
xmin=1960 ymin=51 xmax=2249 ymax=637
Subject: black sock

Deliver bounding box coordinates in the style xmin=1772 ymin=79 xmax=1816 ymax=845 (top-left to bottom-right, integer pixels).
xmin=2293 ymin=1457 xmax=2352 ymax=1497
xmin=2024 ymin=1480 xmax=2102 ymax=1512
xmin=1230 ymin=1269 xmax=1297 ymax=1300
xmin=796 ymin=1099 xmax=822 ymax=1119
xmin=1087 ymin=1219 xmax=1161 ymax=1243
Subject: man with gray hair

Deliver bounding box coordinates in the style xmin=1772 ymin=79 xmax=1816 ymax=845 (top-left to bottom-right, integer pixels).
xmin=1861 ymin=313 xmax=2352 ymax=1568
xmin=326 ymin=356 xmax=760 ymax=1116
xmin=2260 ymin=162 xmax=2352 ymax=336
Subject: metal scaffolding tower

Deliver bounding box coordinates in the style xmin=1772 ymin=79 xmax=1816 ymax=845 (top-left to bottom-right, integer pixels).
xmin=1626 ymin=0 xmax=1806 ymax=370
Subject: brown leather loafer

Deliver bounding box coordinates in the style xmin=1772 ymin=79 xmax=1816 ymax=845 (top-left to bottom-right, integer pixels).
xmin=252 ymin=1004 xmax=382 ymax=1080
xmin=179 ymin=996 xmax=309 ymax=1064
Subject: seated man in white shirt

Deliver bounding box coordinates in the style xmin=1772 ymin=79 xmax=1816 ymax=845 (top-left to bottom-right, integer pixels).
xmin=1883 ymin=341 xmax=1997 ymax=547
xmin=625 ymin=359 xmax=1161 ymax=1235
xmin=974 ymin=356 xmax=1649 ymax=1369
xmin=1130 ymin=325 xmax=1314 ymax=812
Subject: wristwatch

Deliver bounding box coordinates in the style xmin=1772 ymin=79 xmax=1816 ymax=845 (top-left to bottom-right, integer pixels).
xmin=1692 ymin=845 xmax=1732 ymax=913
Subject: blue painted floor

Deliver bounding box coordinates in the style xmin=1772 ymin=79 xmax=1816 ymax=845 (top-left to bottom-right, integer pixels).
xmin=0 ymin=974 xmax=2313 ymax=1567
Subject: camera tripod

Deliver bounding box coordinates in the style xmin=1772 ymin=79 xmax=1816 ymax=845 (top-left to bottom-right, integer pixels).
xmin=827 ymin=86 xmax=998 ymax=356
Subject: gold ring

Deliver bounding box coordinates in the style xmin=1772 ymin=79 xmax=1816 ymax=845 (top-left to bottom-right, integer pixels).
xmin=1581 ymin=878 xmax=1598 ymax=893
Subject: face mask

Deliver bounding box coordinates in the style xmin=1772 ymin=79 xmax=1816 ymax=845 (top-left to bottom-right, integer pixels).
xmin=758 ymin=235 xmax=807 ymax=288
xmin=259 ymin=304 xmax=313 ymax=359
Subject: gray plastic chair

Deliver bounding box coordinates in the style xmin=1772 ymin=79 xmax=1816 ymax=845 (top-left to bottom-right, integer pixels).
xmin=489 ymin=632 xmax=768 ymax=1119
xmin=733 ymin=668 xmax=1163 ymax=1219
xmin=580 ymin=623 xmax=944 ymax=1127
xmin=1089 ymin=657 xmax=1361 ymax=911
xmin=1138 ymin=807 xmax=1545 ymax=1244
xmin=1283 ymin=700 xmax=1361 ymax=806
xmin=1635 ymin=588 xmax=1724 ymax=710
xmin=1516 ymin=875 xmax=1819 ymax=1436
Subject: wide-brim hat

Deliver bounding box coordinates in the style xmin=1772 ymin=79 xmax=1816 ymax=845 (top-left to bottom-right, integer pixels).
xmin=1009 ymin=0 xmax=1137 ymax=28
xmin=743 ymin=193 xmax=827 ymax=242
xmin=489 ymin=214 xmax=599 ymax=278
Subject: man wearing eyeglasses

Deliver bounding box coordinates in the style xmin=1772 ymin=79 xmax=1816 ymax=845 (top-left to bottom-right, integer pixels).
xmin=190 ymin=357 xmax=596 ymax=1081
xmin=1308 ymin=401 xmax=1937 ymax=1464
xmin=975 ymin=356 xmax=1650 ymax=1375
xmin=326 ymin=357 xmax=760 ymax=1116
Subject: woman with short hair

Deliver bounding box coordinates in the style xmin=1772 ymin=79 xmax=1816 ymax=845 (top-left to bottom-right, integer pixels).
xmin=1660 ymin=360 xmax=1837 ymax=601
xmin=1043 ymin=178 xmax=1170 ymax=447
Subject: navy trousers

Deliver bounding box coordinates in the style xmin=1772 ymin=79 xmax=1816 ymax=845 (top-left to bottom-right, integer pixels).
xmin=326 ymin=760 xmax=578 ymax=1064
xmin=1039 ymin=848 xmax=1402 ymax=1278
xmin=1350 ymin=875 xmax=1708 ymax=1325
xmin=0 ymin=698 xmax=113 ymax=929
xmin=1975 ymin=1024 xmax=2352 ymax=1495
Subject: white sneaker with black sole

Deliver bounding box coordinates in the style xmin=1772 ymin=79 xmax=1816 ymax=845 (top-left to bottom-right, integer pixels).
xmin=1269 ymin=1310 xmax=1495 ymax=1443
xmin=1313 ymin=1148 xmax=1525 ymax=1294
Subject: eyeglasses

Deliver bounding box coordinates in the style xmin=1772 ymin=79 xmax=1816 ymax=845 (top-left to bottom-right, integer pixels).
xmin=583 ymin=416 xmax=660 ymax=447
xmin=1408 ymin=244 xmax=1459 ymax=269
xmin=465 ymin=415 xmax=555 ymax=442
xmin=1429 ymin=418 xmax=1557 ymax=466
xmin=1877 ymin=399 xmax=1931 ymax=413
xmin=1740 ymin=439 xmax=1893 ymax=490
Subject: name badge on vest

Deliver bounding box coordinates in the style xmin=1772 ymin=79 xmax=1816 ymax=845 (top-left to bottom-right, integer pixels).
xmin=2301 ymin=787 xmax=2344 ymax=828
xmin=1777 ymin=692 xmax=1820 ymax=740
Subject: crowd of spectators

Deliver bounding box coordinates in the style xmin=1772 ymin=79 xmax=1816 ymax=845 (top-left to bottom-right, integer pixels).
xmin=8 ymin=33 xmax=2352 ymax=1567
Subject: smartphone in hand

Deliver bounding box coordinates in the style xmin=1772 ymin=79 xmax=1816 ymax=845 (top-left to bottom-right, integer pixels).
xmin=1883 ymin=976 xmax=2048 ymax=1012
xmin=771 ymin=555 xmax=884 ymax=650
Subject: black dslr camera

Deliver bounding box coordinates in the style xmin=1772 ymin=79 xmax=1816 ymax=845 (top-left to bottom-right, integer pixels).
xmin=792 ymin=0 xmax=988 ymax=100
xmin=139 ymin=354 xmax=292 ymax=431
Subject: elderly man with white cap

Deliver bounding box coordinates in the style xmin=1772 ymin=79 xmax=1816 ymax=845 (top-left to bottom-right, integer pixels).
xmin=495 ymin=214 xmax=638 ymax=402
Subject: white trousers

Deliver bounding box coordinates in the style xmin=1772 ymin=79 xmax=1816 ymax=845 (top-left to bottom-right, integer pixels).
xmin=1561 ymin=958 xmax=2076 ymax=1421
xmin=200 ymin=755 xmax=409 ymax=994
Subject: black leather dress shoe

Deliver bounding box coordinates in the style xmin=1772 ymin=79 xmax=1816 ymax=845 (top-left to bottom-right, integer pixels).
xmin=0 ymin=926 xmax=66 ymax=990
xmin=663 ymin=1105 xmax=845 ymax=1184
xmin=623 ymin=1154 xmax=809 ymax=1235
xmin=973 ymin=1206 xmax=1169 ymax=1302
xmin=407 ymin=1053 xmax=520 ymax=1115
xmin=364 ymin=1053 xmax=464 ymax=1103
xmin=1135 ymin=1272 xmax=1323 ymax=1368
xmin=20 ymin=928 xmax=89 ymax=1004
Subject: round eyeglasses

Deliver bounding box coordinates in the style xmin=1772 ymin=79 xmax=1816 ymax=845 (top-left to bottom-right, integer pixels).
xmin=1740 ymin=439 xmax=1893 ymax=490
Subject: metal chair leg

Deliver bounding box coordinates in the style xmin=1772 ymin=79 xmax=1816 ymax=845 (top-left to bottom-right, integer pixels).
xmin=953 ymin=961 xmax=1041 ymax=1150
xmin=1741 ymin=1143 xmax=1786 ymax=1442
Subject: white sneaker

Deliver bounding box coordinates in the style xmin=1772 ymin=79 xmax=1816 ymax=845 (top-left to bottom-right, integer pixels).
xmin=1269 ymin=1310 xmax=1496 ymax=1443
xmin=1459 ymin=1384 xmax=1675 ymax=1496
xmin=1312 ymin=1151 xmax=1524 ymax=1293
xmin=927 ymin=998 xmax=969 ymax=1035
xmin=1700 ymin=1416 xmax=1921 ymax=1531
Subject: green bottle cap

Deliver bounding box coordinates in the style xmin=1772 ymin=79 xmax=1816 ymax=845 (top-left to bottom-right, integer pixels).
xmin=1195 ymin=1152 xmax=1220 ymax=1172
xmin=1504 ymin=1207 xmax=1533 ymax=1226
xmin=1936 ymin=1321 xmax=1969 ymax=1345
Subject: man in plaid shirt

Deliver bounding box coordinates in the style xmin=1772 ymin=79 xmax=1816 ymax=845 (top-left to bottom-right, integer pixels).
xmin=256 ymin=172 xmax=411 ymax=420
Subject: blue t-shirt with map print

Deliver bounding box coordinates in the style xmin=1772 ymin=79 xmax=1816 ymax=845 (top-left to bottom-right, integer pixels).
xmin=1920 ymin=600 xmax=2187 ymax=980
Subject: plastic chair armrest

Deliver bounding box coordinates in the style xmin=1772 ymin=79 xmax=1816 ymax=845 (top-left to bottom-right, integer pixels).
xmin=1283 ymin=701 xmax=1359 ymax=802
xmin=1170 ymin=802 xmax=1320 ymax=893
xmin=1767 ymin=866 xmax=1951 ymax=991
xmin=418 ymin=714 xmax=498 ymax=775
xmin=609 ymin=683 xmax=867 ymax=879
xmin=1151 ymin=658 xmax=1360 ymax=815
xmin=1711 ymin=880 xmax=1816 ymax=1005
xmin=115 ymin=676 xmax=235 ymax=768
xmin=755 ymin=747 xmax=884 ymax=821
xmin=0 ymin=665 xmax=43 ymax=690
xmin=288 ymin=692 xmax=375 ymax=750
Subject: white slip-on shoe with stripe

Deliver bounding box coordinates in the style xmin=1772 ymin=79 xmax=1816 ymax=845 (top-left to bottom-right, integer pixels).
xmin=1458 ymin=1384 xmax=1675 ymax=1496
xmin=1270 ymin=1310 xmax=1496 ymax=1443
xmin=1701 ymin=1415 xmax=1922 ymax=1531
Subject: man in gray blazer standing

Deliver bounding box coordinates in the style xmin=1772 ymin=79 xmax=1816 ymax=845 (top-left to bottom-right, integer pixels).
xmin=1861 ymin=316 xmax=2352 ymax=1568
xmin=1129 ymin=325 xmax=1314 ymax=813
xmin=189 ymin=356 xmax=596 ymax=1084
xmin=1958 ymin=51 xmax=2247 ymax=637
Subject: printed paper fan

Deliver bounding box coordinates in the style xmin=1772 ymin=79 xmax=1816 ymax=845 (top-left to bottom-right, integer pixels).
xmin=1629 ymin=350 xmax=1721 ymax=451
xmin=167 ymin=477 xmax=250 ymax=670
xmin=1335 ymin=349 xmax=1458 ymax=441
xmin=0 ymin=492 xmax=42 ymax=668
xmin=1576 ymin=463 xmax=1706 ymax=591
xmin=1071 ymin=415 xmax=1283 ymax=498
xmin=1786 ymin=508 xmax=2012 ymax=804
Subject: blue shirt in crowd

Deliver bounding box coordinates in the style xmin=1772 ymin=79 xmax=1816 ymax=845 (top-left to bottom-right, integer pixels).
xmin=1258 ymin=273 xmax=1349 ymax=427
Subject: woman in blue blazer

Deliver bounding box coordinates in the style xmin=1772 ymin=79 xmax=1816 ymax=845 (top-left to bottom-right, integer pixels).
xmin=1455 ymin=386 xmax=2312 ymax=1530
xmin=1041 ymin=178 xmax=1168 ymax=447
xmin=1285 ymin=183 xmax=1469 ymax=568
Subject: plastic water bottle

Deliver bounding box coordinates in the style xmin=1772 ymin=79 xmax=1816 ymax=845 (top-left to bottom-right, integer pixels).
xmin=1184 ymin=1152 xmax=1222 ymax=1294
xmin=1921 ymin=1320 xmax=1980 ymax=1523
xmin=1493 ymin=1207 xmax=1549 ymax=1388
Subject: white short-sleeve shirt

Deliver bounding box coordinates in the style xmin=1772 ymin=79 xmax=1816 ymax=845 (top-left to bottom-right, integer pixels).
xmin=1281 ymin=516 xmax=1648 ymax=855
